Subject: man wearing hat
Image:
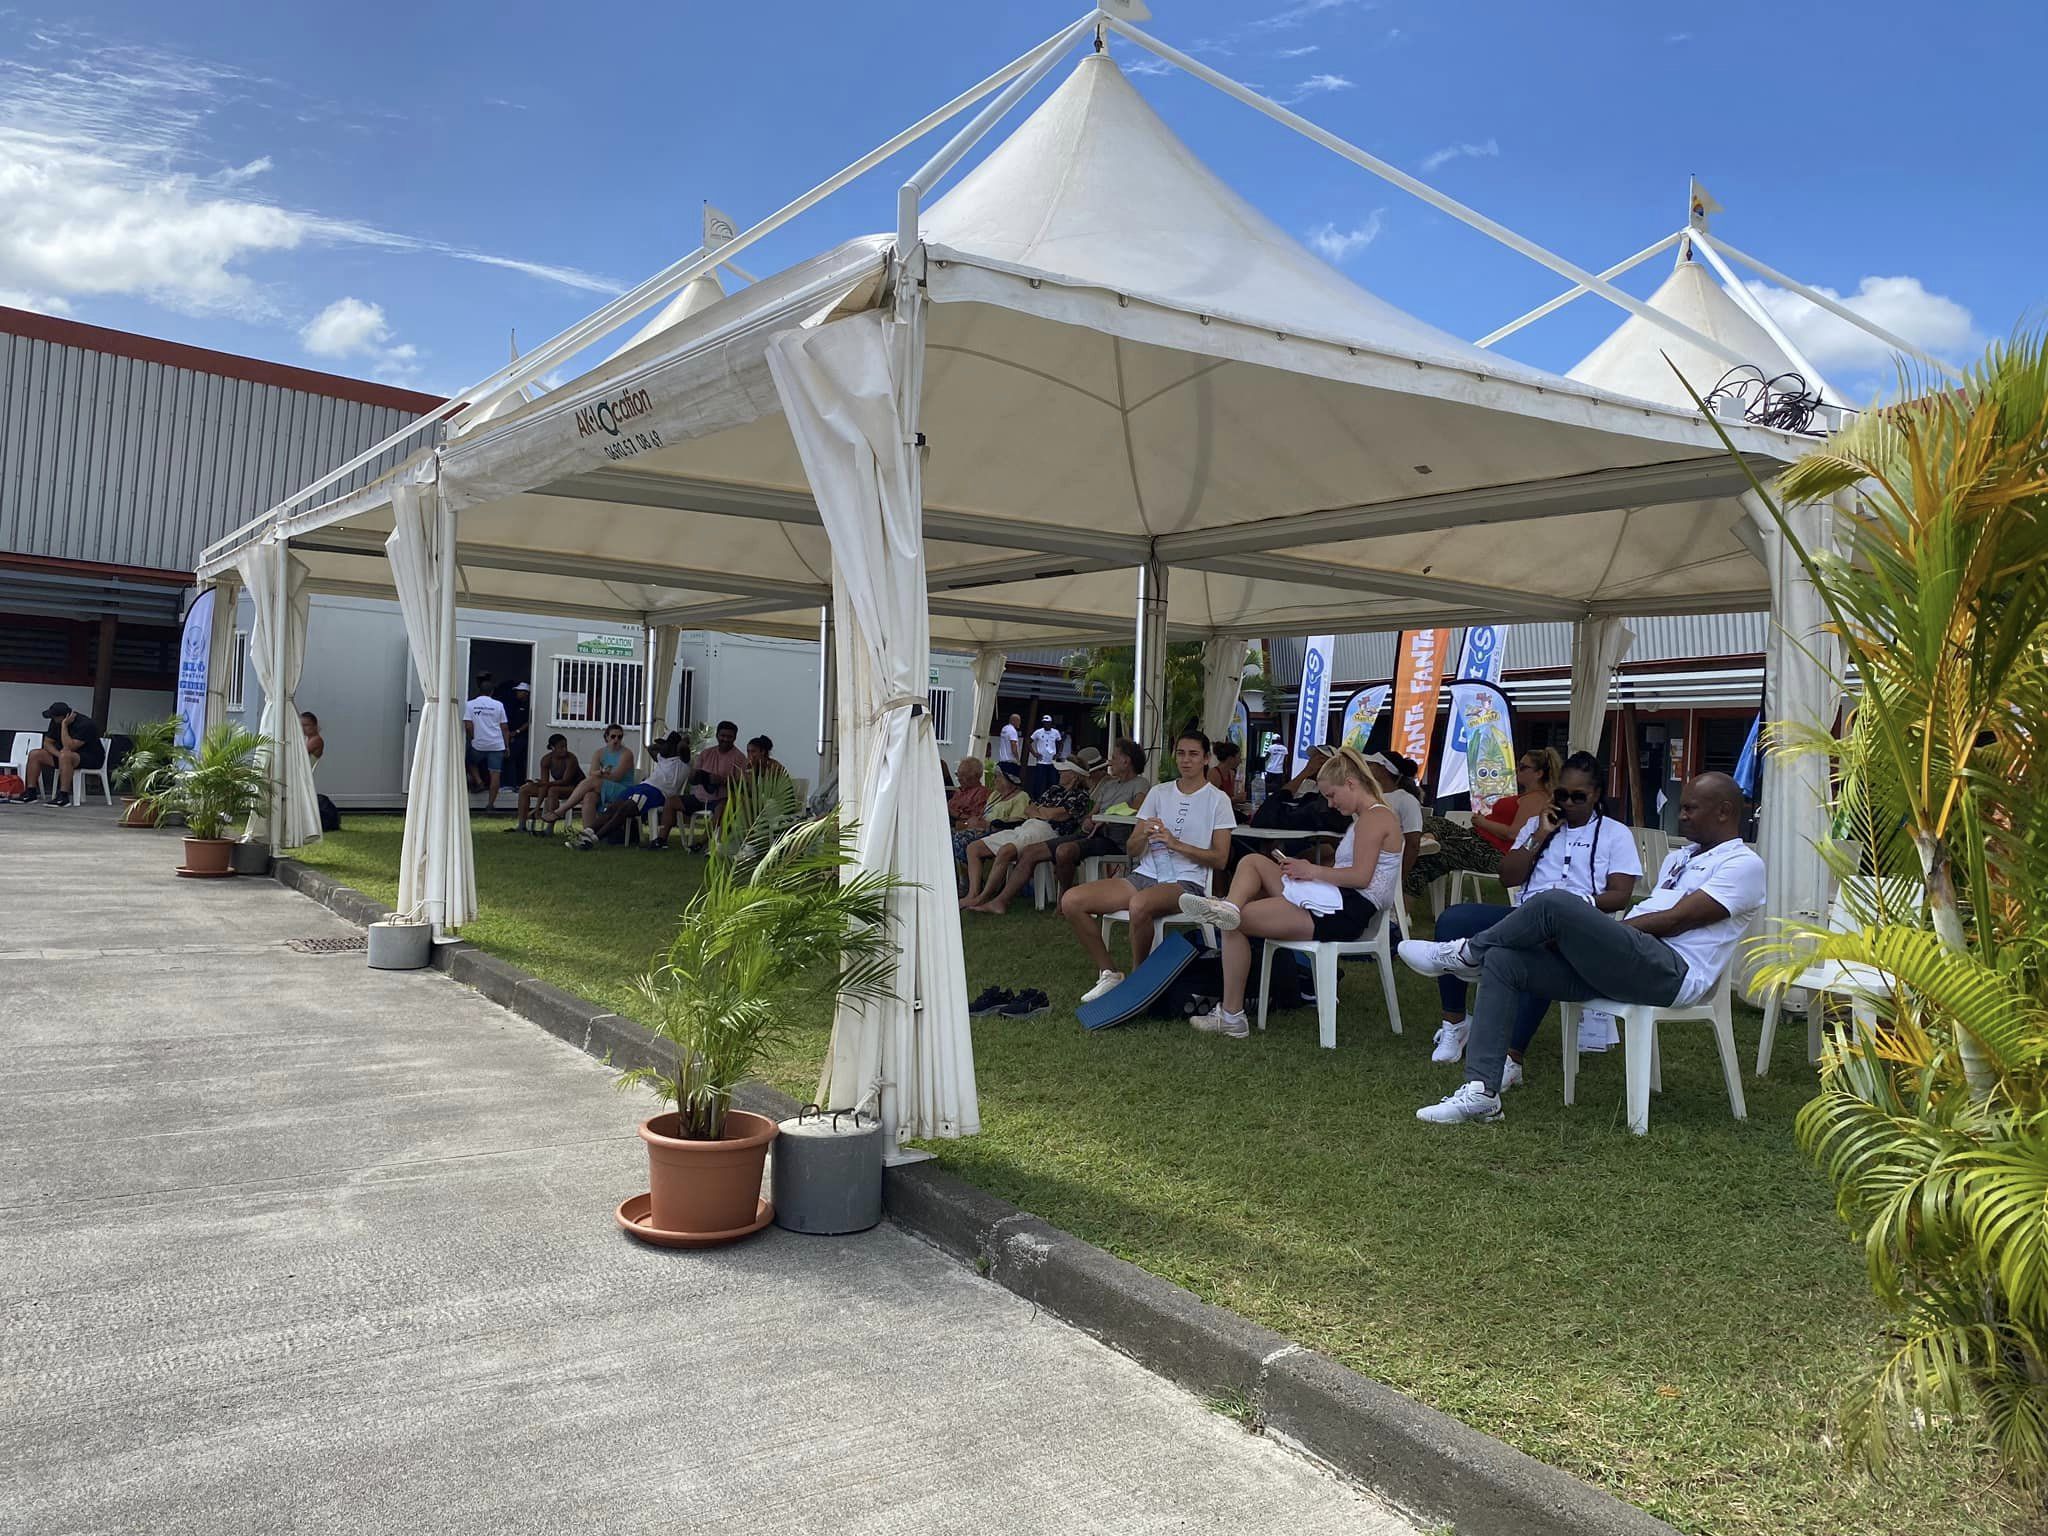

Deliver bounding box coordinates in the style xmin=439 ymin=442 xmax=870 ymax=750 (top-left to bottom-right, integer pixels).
xmin=500 ymin=680 xmax=534 ymax=788
xmin=960 ymin=756 xmax=1092 ymax=914
xmin=18 ymin=701 xmax=103 ymax=806
xmin=1027 ymin=713 xmax=1062 ymax=798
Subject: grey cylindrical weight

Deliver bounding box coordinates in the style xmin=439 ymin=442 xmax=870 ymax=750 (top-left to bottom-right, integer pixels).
xmin=772 ymin=1111 xmax=884 ymax=1234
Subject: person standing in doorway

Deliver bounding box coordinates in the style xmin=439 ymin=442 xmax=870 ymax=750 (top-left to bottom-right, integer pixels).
xmin=996 ymin=712 xmax=1023 ymax=772
xmin=500 ymin=680 xmax=532 ymax=788
xmin=464 ymin=673 xmax=510 ymax=814
xmin=1028 ymin=714 xmax=1062 ymax=798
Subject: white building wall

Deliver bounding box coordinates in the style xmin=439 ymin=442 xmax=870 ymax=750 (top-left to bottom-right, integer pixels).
xmin=0 ymin=685 xmax=174 ymax=744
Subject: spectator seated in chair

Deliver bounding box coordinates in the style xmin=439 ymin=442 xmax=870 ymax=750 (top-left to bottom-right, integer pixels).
xmin=1044 ymin=737 xmax=1149 ymax=895
xmin=509 ymin=733 xmax=582 ymax=835
xmin=960 ymin=757 xmax=1093 ymax=913
xmin=548 ymin=724 xmax=635 ymax=834
xmin=568 ymin=732 xmax=688 ymax=850
xmin=19 ymin=700 xmax=103 ymax=806
xmin=951 ymin=760 xmax=1028 ymax=882
xmin=1207 ymin=738 xmax=1251 ymax=819
xmin=1060 ymin=730 xmax=1237 ymax=1003
xmin=678 ymin=719 xmax=747 ymax=826
xmin=1412 ymin=747 xmax=1559 ymax=895
xmin=1176 ymin=745 xmax=1408 ymax=1039
xmin=1401 ymin=772 xmax=1765 ymax=1125
xmin=1423 ymin=751 xmax=1638 ymax=1087
xmin=299 ymin=711 xmax=325 ymax=765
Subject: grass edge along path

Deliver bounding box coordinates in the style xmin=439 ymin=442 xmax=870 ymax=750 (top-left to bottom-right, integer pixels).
xmin=297 ymin=819 xmax=2031 ymax=1536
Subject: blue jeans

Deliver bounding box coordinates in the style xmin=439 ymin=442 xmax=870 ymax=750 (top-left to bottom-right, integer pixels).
xmin=1434 ymin=902 xmax=1548 ymax=1051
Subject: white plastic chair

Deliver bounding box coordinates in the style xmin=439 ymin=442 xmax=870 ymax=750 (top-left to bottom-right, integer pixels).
xmin=1102 ymin=867 xmax=1215 ymax=956
xmin=2 ymin=728 xmax=37 ymax=784
xmin=1443 ymin=867 xmax=1509 ymax=909
xmin=1079 ymin=852 xmax=1130 ymax=887
xmin=1253 ymin=903 xmax=1403 ymax=1048
xmin=1631 ymin=828 xmax=1678 ymax=898
xmin=1754 ymin=876 xmax=1922 ymax=1076
xmin=73 ymin=739 xmax=114 ymax=805
xmin=1561 ymin=945 xmax=1749 ymax=1136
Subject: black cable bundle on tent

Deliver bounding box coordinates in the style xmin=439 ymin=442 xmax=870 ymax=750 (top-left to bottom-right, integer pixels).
xmin=1704 ymin=364 xmax=1822 ymax=434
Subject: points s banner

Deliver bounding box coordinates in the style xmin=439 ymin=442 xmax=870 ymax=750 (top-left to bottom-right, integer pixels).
xmin=1290 ymin=634 xmax=1335 ymax=775
xmin=1391 ymin=628 xmax=1450 ymax=772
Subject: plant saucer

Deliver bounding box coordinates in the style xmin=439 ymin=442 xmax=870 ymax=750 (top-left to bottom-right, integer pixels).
xmin=614 ymin=1193 xmax=773 ymax=1249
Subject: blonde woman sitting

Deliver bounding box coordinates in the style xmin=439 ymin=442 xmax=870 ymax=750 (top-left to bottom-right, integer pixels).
xmin=1177 ymin=745 xmax=1407 ymax=1040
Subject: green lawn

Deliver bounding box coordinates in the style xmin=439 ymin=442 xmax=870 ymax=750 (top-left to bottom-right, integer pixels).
xmin=299 ymin=816 xmax=2030 ymax=1536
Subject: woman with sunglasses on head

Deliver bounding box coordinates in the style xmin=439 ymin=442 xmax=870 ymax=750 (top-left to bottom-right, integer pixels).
xmin=546 ymin=724 xmax=635 ymax=836
xmin=1424 ymin=751 xmax=1641 ymax=1087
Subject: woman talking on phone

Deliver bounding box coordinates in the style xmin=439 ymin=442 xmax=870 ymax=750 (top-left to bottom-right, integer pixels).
xmin=1424 ymin=751 xmax=1641 ymax=1086
xmin=1174 ymin=746 xmax=1407 ymax=1040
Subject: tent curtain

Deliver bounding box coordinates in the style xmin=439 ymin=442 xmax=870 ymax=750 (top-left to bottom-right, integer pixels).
xmin=1200 ymin=636 xmax=1250 ymax=743
xmin=645 ymin=623 xmax=683 ymax=739
xmin=967 ymin=647 xmax=1006 ymax=760
xmin=387 ymin=480 xmax=476 ymax=932
xmin=767 ymin=295 xmax=978 ymax=1149
xmin=234 ymin=541 xmax=321 ymax=849
xmin=1750 ymin=489 xmax=1841 ymax=995
xmin=202 ymin=573 xmax=239 ymax=735
xmin=1568 ymin=617 xmax=1635 ymax=755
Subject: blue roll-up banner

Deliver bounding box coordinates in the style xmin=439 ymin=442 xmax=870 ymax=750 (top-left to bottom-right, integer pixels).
xmin=1734 ymin=713 xmax=1762 ymax=797
xmin=1338 ymin=684 xmax=1390 ymax=753
xmin=1441 ymin=679 xmax=1517 ymax=814
xmin=1289 ymin=634 xmax=1335 ymax=774
xmin=1437 ymin=624 xmax=1510 ymax=798
xmin=175 ymin=587 xmax=214 ymax=751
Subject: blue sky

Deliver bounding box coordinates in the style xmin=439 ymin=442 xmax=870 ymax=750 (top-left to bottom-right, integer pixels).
xmin=1 ymin=0 xmax=2036 ymax=403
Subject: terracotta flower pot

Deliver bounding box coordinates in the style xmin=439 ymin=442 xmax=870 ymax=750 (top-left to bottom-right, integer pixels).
xmin=179 ymin=837 xmax=236 ymax=877
xmin=119 ymin=797 xmax=157 ymax=828
xmin=636 ymin=1109 xmax=778 ymax=1241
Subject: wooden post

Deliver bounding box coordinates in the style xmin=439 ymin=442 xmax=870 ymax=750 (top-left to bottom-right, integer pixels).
xmin=91 ymin=614 xmax=117 ymax=728
xmin=1619 ymin=704 xmax=1644 ymax=826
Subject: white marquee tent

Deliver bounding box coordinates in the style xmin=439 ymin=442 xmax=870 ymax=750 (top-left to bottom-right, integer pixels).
xmin=199 ymin=11 xmax=1880 ymax=1149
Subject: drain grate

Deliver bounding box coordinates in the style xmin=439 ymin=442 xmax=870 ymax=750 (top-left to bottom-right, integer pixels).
xmin=286 ymin=935 xmax=368 ymax=955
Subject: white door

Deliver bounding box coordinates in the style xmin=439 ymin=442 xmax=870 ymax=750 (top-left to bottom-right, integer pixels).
xmin=400 ymin=638 xmax=471 ymax=799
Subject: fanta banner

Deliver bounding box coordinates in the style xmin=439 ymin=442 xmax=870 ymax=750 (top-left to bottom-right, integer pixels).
xmin=1391 ymin=628 xmax=1450 ymax=771
xmin=1339 ymin=684 xmax=1389 ymax=752
xmin=1442 ymin=680 xmax=1516 ymax=814
xmin=175 ymin=587 xmax=214 ymax=751
xmin=1437 ymin=624 xmax=1511 ymax=798
xmin=1290 ymin=633 xmax=1335 ymax=775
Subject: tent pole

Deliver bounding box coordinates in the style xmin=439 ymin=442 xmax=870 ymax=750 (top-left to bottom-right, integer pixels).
xmin=816 ymin=604 xmax=836 ymax=795
xmin=270 ymin=537 xmax=289 ymax=849
xmin=1134 ymin=555 xmax=1170 ymax=754
xmin=898 ymin=13 xmax=1097 ymax=251
xmin=1474 ymin=231 xmax=1682 ymax=348
xmin=1103 ymin=16 xmax=1752 ymax=372
xmin=1685 ymin=230 xmax=1844 ymax=404
xmin=1694 ymin=231 xmax=1963 ymax=381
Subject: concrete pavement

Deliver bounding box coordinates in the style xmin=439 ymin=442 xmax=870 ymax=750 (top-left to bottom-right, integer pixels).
xmin=0 ymin=806 xmax=1415 ymax=1536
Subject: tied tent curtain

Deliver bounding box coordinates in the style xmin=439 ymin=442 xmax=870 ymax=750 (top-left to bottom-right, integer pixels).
xmin=387 ymin=480 xmax=476 ymax=932
xmin=1568 ymin=617 xmax=1635 ymax=756
xmin=234 ymin=540 xmax=321 ymax=849
xmin=766 ymin=300 xmax=978 ymax=1148
xmin=1200 ymin=636 xmax=1250 ymax=744
xmin=645 ymin=623 xmax=683 ymax=741
xmin=967 ymin=647 xmax=1006 ymax=761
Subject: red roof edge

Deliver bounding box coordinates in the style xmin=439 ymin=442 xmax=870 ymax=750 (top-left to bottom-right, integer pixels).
xmin=0 ymin=305 xmax=449 ymax=416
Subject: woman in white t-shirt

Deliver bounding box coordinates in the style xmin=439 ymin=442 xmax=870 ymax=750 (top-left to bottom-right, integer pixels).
xmin=1425 ymin=752 xmax=1640 ymax=1086
xmin=1060 ymin=730 xmax=1236 ymax=1003
xmin=1177 ymin=746 xmax=1407 ymax=1039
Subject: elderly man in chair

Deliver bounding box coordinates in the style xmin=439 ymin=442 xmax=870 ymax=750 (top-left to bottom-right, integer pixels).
xmin=1399 ymin=773 xmax=1765 ymax=1126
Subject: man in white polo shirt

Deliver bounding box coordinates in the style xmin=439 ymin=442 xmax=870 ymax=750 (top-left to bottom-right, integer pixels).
xmin=1401 ymin=773 xmax=1764 ymax=1125
xmin=1027 ymin=713 xmax=1062 ymax=798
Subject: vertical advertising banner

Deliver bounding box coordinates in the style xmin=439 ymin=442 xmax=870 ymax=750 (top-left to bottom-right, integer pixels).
xmin=175 ymin=587 xmax=214 ymax=751
xmin=1437 ymin=624 xmax=1511 ymax=797
xmin=1443 ymin=681 xmax=1517 ymax=814
xmin=1230 ymin=699 xmax=1250 ymax=755
xmin=1289 ymin=634 xmax=1335 ymax=774
xmin=1391 ymin=628 xmax=1450 ymax=772
xmin=1338 ymin=684 xmax=1390 ymax=752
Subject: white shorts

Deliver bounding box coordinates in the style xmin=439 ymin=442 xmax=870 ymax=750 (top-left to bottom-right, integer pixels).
xmin=983 ymin=820 xmax=1058 ymax=853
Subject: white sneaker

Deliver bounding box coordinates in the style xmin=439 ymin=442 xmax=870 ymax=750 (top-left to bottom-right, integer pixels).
xmin=1416 ymin=1081 xmax=1504 ymax=1125
xmin=1191 ymin=1007 xmax=1249 ymax=1039
xmin=1399 ymin=938 xmax=1481 ymax=981
xmin=1499 ymin=1057 xmax=1525 ymax=1093
xmin=1081 ymin=969 xmax=1125 ymax=1004
xmin=1429 ymin=1020 xmax=1469 ymax=1064
xmin=1177 ymin=893 xmax=1242 ymax=931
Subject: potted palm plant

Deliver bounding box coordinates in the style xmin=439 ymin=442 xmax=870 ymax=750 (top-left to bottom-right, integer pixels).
xmin=165 ymin=722 xmax=269 ymax=878
xmin=113 ymin=717 xmax=180 ymax=827
xmin=614 ymin=774 xmax=905 ymax=1247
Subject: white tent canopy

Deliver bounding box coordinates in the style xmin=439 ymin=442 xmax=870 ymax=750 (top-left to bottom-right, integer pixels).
xmin=196 ymin=22 xmax=1864 ymax=1148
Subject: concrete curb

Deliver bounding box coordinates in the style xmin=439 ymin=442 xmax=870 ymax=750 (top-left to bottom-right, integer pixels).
xmin=272 ymin=857 xmax=1679 ymax=1536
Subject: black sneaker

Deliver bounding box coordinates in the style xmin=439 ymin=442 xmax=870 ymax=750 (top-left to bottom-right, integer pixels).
xmin=968 ymin=986 xmax=1014 ymax=1017
xmin=18 ymin=786 xmax=38 ymax=805
xmin=641 ymin=839 xmax=668 ymax=852
xmin=997 ymin=989 xmax=1049 ymax=1020
xmin=52 ymin=790 xmax=71 ymax=807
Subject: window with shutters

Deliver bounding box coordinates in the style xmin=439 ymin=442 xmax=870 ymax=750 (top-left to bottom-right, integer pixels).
xmin=227 ymin=631 xmax=248 ymax=712
xmin=551 ymin=655 xmax=647 ymax=729
xmin=927 ymin=685 xmax=954 ymax=745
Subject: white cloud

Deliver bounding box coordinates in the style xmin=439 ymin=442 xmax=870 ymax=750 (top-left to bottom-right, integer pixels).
xmin=1420 ymin=138 xmax=1499 ymax=173
xmin=1276 ymin=44 xmax=1320 ymax=58
xmin=0 ymin=34 xmax=619 ymax=321
xmin=300 ymin=296 xmax=420 ymax=384
xmin=1665 ymin=32 xmax=1694 ymax=44
xmin=1280 ymin=72 xmax=1354 ymax=103
xmin=1742 ymin=274 xmax=1980 ymax=375
xmin=0 ymin=286 xmax=70 ymax=314
xmin=1307 ymin=208 xmax=1385 ymax=263
xmin=1253 ymin=0 xmax=1369 ymax=32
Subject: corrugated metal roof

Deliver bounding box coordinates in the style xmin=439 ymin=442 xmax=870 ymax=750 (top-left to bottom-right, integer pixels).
xmin=0 ymin=317 xmax=440 ymax=575
xmin=1268 ymin=613 xmax=1769 ymax=684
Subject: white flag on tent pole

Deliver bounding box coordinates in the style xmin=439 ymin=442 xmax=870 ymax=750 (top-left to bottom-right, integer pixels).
xmin=703 ymin=203 xmax=739 ymax=248
xmin=1437 ymin=625 xmax=1510 ymax=798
